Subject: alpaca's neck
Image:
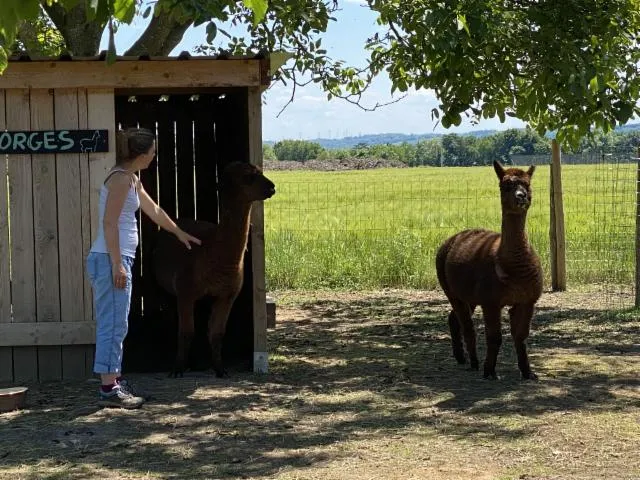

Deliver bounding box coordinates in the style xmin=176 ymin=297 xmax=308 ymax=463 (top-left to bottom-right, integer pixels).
xmin=212 ymin=199 xmax=253 ymax=267
xmin=498 ymin=212 xmax=530 ymax=263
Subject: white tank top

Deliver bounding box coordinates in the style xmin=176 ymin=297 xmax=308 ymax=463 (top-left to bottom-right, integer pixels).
xmin=90 ymin=167 xmax=140 ymax=258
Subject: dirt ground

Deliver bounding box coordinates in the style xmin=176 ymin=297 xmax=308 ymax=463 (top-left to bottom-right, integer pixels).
xmin=0 ymin=288 xmax=639 ymax=480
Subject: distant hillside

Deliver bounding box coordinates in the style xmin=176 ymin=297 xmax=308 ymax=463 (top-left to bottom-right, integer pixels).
xmin=265 ymin=130 xmax=497 ymax=149
xmin=265 ymin=123 xmax=640 ymax=150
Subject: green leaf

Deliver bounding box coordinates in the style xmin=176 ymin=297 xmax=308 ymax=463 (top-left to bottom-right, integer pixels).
xmin=269 ymin=50 xmax=295 ymax=75
xmin=206 ymin=22 xmax=217 ymax=44
xmin=113 ymin=0 xmax=136 ymax=23
xmin=242 ymin=0 xmax=268 ymax=26
xmin=0 ymin=46 xmax=8 ymax=75
xmin=456 ymin=14 xmax=470 ymax=36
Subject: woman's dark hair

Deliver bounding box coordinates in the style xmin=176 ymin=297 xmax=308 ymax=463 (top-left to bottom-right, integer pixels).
xmin=115 ymin=127 xmax=155 ymax=165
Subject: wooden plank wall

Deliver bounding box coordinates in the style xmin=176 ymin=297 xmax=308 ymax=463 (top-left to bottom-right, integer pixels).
xmin=0 ymin=90 xmax=13 ymax=382
xmin=0 ymin=87 xmax=115 ymax=383
xmin=31 ymin=89 xmax=62 ymax=381
xmin=56 ymin=88 xmax=93 ymax=379
xmin=0 ymin=86 xmax=263 ymax=381
xmin=6 ymin=88 xmax=38 ymax=383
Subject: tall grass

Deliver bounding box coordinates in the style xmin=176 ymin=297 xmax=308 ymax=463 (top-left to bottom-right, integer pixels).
xmin=264 ymin=163 xmax=636 ymax=293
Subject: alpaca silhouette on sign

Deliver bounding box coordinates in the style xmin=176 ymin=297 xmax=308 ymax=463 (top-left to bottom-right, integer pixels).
xmin=79 ymin=130 xmax=103 ymax=153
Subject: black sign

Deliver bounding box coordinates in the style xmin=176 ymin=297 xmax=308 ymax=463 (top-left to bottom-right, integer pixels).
xmin=0 ymin=129 xmax=109 ymax=154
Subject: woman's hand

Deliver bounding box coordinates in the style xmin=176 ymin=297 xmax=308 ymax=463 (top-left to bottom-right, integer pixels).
xmin=175 ymin=229 xmax=202 ymax=250
xmin=112 ymin=262 xmax=128 ymax=289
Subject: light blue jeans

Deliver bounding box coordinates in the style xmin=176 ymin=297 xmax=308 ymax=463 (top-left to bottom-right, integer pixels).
xmin=86 ymin=251 xmax=135 ymax=374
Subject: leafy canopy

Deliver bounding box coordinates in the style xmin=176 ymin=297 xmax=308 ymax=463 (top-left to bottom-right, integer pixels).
xmin=3 ymin=0 xmax=640 ymax=148
xmin=0 ymin=0 xmax=268 ymax=67
xmin=366 ymin=0 xmax=640 ymax=147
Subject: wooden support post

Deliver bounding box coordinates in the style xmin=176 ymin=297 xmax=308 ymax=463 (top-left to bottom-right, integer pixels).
xmin=635 ymin=148 xmax=640 ymax=307
xmin=248 ymin=86 xmax=268 ymax=373
xmin=550 ymin=139 xmax=567 ymax=291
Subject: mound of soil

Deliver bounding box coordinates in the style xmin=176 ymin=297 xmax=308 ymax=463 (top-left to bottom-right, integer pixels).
xmin=264 ymin=157 xmax=407 ymax=171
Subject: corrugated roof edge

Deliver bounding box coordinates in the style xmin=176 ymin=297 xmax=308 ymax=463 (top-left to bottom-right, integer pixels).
xmin=7 ymin=50 xmax=269 ymax=62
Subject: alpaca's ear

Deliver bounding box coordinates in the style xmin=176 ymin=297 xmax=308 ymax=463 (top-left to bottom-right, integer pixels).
xmin=493 ymin=160 xmax=505 ymax=180
xmin=527 ymin=165 xmax=536 ymax=178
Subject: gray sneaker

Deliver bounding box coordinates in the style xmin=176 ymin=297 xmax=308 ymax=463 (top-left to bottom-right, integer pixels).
xmin=98 ymin=385 xmax=145 ymax=409
xmin=118 ymin=379 xmax=153 ymax=401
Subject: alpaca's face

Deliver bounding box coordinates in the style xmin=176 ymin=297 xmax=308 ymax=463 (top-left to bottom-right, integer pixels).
xmin=500 ymin=174 xmax=532 ymax=212
xmin=493 ymin=160 xmax=535 ymax=214
xmin=222 ymin=161 xmax=276 ymax=202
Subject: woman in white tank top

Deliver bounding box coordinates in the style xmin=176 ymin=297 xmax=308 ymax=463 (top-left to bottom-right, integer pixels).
xmin=86 ymin=127 xmax=201 ymax=409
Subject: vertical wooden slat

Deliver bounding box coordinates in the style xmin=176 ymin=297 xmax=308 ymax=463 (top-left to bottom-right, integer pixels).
xmin=194 ymin=96 xmax=218 ymax=223
xmin=6 ymin=89 xmax=38 ymax=382
xmin=0 ymin=90 xmax=13 ymax=382
xmin=31 ymin=89 xmax=62 ymax=381
xmin=113 ymin=95 xmax=144 ymax=324
xmin=88 ymin=89 xmax=116 ymax=246
xmin=175 ymin=98 xmax=195 ymax=219
xmin=79 ymin=89 xmax=96 ymax=374
xmin=78 ymin=89 xmax=93 ymax=326
xmin=56 ymin=88 xmax=91 ymax=379
xmin=217 ymin=91 xmax=253 ymax=369
xmin=157 ymin=104 xmax=177 ymax=219
xmin=87 ymin=89 xmax=116 ymax=375
xmin=248 ymin=87 xmax=268 ymax=373
xmin=136 ymin=98 xmax=159 ymax=319
xmin=550 ymin=139 xmax=567 ymax=291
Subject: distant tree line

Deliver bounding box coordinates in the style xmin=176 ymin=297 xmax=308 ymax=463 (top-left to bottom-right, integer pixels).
xmin=264 ymin=129 xmax=640 ymax=166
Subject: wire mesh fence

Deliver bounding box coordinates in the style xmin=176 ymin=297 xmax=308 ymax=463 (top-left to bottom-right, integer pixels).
xmin=264 ymin=150 xmax=637 ymax=310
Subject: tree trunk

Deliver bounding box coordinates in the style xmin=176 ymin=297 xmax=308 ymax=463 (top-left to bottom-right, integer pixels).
xmin=42 ymin=2 xmax=105 ymax=56
xmin=41 ymin=1 xmax=191 ymax=58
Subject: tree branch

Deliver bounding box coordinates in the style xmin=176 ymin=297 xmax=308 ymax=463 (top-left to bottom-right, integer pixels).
xmin=124 ymin=10 xmax=191 ymax=56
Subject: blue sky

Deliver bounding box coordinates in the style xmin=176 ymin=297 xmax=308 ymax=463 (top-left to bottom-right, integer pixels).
xmin=100 ymin=1 xmax=526 ymax=141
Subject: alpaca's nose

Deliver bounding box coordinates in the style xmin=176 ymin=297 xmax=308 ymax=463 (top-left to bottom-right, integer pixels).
xmin=515 ymin=189 xmax=526 ymax=200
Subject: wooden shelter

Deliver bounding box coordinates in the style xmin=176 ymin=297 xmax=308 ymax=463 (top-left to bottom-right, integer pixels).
xmin=0 ymin=53 xmax=272 ymax=383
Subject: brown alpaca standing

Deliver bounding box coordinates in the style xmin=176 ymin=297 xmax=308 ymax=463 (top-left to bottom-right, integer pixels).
xmin=435 ymin=160 xmax=543 ymax=380
xmin=153 ymin=161 xmax=276 ymax=378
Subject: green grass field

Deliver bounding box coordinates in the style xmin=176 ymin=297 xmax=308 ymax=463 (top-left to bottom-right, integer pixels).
xmin=264 ymin=163 xmax=637 ymax=294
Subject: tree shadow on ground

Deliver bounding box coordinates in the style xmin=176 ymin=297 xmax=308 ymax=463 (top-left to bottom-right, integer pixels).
xmin=0 ymin=290 xmax=638 ymax=479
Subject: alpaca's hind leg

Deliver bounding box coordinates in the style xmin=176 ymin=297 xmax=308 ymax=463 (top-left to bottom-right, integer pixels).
xmin=448 ymin=311 xmax=466 ymax=364
xmin=481 ymin=304 xmax=503 ymax=380
xmin=451 ymin=301 xmax=479 ymax=370
xmin=171 ymin=295 xmax=196 ymax=378
xmin=509 ymin=303 xmax=537 ymax=380
xmin=207 ymin=296 xmax=235 ymax=378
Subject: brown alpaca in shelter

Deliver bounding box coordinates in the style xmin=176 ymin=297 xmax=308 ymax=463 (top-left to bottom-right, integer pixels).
xmin=153 ymin=161 xmax=276 ymax=378
xmin=435 ymin=160 xmax=543 ymax=380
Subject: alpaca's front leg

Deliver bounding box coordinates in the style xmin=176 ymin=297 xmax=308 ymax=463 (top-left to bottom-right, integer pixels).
xmin=482 ymin=305 xmax=503 ymax=379
xmin=171 ymin=295 xmax=195 ymax=378
xmin=509 ymin=303 xmax=537 ymax=380
xmin=208 ymin=296 xmax=235 ymax=378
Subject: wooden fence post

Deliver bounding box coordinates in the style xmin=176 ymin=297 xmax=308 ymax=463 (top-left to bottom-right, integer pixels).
xmin=550 ymin=139 xmax=567 ymax=291
xmin=635 ymin=148 xmax=640 ymax=307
